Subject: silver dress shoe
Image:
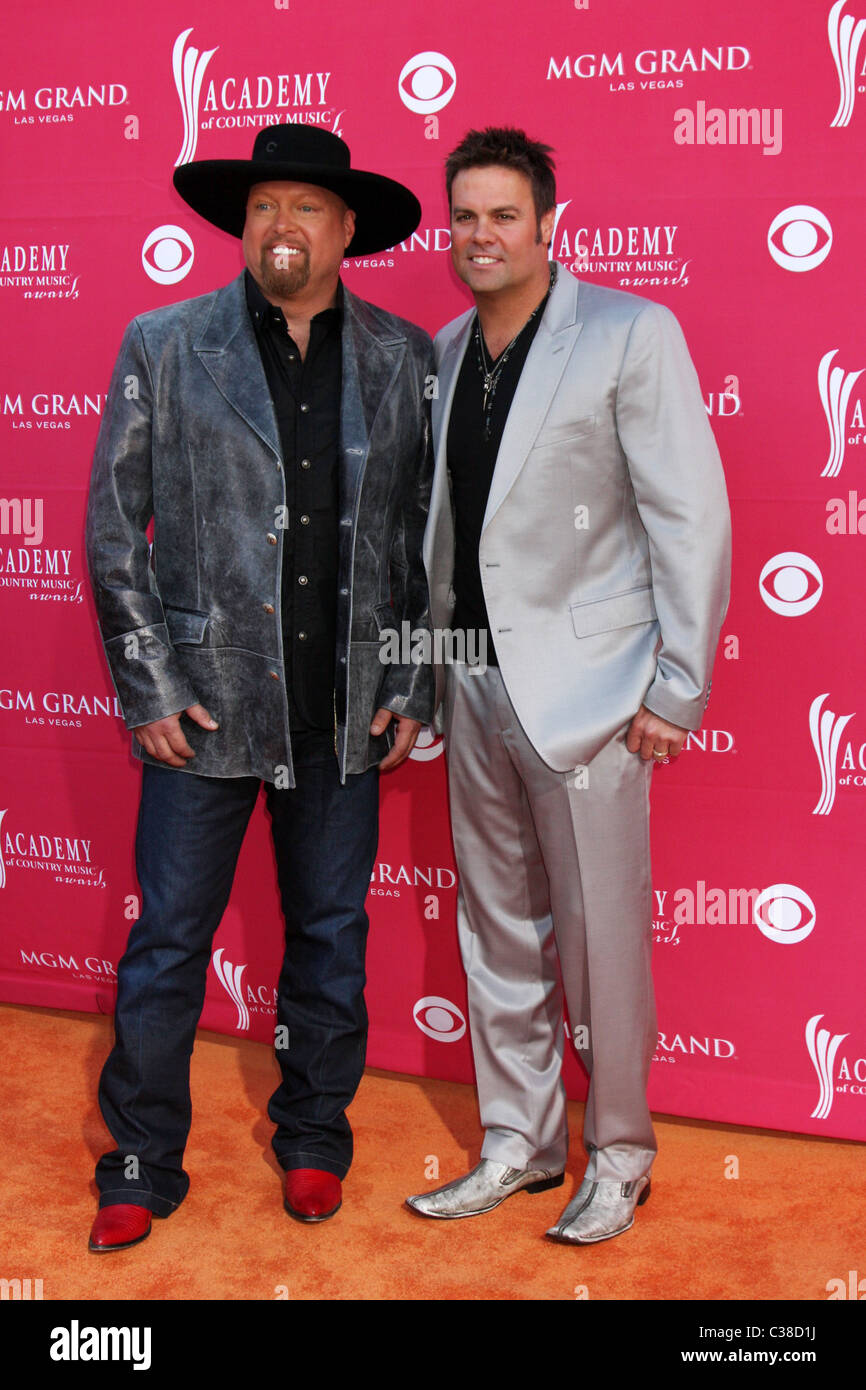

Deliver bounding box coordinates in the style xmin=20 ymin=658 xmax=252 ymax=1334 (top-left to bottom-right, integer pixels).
xmin=405 ymin=1159 xmax=564 ymax=1219
xmin=545 ymin=1175 xmax=651 ymax=1244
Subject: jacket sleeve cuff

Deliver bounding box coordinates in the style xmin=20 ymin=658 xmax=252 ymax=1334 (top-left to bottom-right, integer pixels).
xmin=642 ymin=675 xmax=708 ymax=732
xmin=104 ymin=624 xmax=199 ymax=728
xmin=378 ymin=664 xmax=435 ymax=727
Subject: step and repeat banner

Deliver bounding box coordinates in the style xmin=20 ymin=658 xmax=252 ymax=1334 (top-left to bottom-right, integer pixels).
xmin=2 ymin=1 xmax=865 ymax=1142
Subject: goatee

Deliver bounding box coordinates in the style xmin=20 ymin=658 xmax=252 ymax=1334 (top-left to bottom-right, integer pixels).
xmin=259 ymin=246 xmax=310 ymax=299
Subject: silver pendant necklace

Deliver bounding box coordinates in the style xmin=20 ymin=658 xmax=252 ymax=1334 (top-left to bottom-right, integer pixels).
xmin=474 ymin=263 xmax=557 ymax=441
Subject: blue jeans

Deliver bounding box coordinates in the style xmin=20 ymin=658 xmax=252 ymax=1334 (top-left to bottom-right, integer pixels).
xmin=95 ymin=738 xmax=379 ymax=1215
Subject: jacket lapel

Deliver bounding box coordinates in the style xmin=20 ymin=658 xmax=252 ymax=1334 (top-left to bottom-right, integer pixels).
xmin=431 ymin=312 xmax=473 ymax=452
xmin=193 ymin=273 xmax=281 ymax=459
xmin=192 ymin=275 xmax=408 ymax=505
xmin=482 ymin=265 xmax=584 ymax=531
xmin=339 ymin=287 xmax=407 ymax=513
xmin=423 ymin=312 xmax=472 ymax=581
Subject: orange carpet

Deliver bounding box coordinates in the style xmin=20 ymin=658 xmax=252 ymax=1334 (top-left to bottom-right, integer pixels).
xmin=0 ymin=1001 xmax=860 ymax=1302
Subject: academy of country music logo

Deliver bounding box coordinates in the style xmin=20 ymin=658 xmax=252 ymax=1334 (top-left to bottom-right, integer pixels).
xmin=2 ymin=389 xmax=106 ymax=431
xmin=211 ymin=947 xmax=276 ymax=1031
xmin=549 ymin=206 xmax=692 ymax=289
xmin=0 ymin=81 xmax=128 ymax=126
xmin=172 ymin=28 xmax=345 ymax=167
xmin=0 ymin=807 xmax=106 ymax=890
xmin=652 ymin=882 xmax=815 ymax=946
xmin=828 ymin=1 xmax=866 ymax=127
xmin=0 ymin=499 xmax=83 ymax=604
xmin=818 ymin=348 xmax=865 ymax=482
xmin=0 ymin=243 xmax=79 ymax=300
xmin=818 ymin=347 xmax=866 ymax=530
xmin=546 ymin=45 xmax=750 ymax=92
xmin=809 ymin=692 xmax=866 ymax=813
xmin=805 ymin=1013 xmax=866 ymax=1118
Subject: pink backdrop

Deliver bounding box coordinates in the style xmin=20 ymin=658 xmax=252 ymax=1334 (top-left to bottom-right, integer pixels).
xmin=2 ymin=1 xmax=865 ymax=1142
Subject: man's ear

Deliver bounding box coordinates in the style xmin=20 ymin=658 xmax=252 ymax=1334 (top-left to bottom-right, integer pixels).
xmin=539 ymin=204 xmax=556 ymax=249
xmin=344 ymin=207 xmax=357 ymax=249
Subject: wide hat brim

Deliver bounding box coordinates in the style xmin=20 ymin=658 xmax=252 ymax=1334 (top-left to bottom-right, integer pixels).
xmin=173 ymin=159 xmax=421 ymax=256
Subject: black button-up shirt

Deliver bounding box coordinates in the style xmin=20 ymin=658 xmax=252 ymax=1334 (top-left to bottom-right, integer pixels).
xmin=245 ymin=270 xmax=341 ymax=732
xmin=447 ymin=303 xmax=546 ymax=668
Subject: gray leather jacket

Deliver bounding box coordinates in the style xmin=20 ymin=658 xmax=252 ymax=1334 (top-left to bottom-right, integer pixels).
xmin=86 ymin=272 xmax=435 ymax=784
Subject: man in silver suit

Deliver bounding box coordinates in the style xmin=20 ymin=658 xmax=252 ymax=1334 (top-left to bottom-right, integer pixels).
xmin=406 ymin=128 xmax=730 ymax=1243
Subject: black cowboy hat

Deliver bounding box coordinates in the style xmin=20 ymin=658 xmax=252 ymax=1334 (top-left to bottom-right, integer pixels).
xmin=173 ymin=124 xmax=421 ymax=255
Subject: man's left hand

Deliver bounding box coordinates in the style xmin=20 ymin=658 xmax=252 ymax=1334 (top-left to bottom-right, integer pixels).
xmin=626 ymin=705 xmax=688 ymax=762
xmin=370 ymin=708 xmax=423 ymax=772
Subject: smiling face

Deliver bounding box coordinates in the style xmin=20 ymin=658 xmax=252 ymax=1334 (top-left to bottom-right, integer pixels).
xmin=242 ymin=180 xmax=355 ymax=306
xmin=449 ymin=165 xmax=555 ymax=300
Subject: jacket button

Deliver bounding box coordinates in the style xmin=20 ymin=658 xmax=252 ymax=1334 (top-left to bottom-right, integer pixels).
xmin=266 ymin=533 xmax=277 ymax=545
xmin=300 ymin=458 xmax=311 ymax=469
xmin=298 ymin=575 xmax=308 ymax=586
xmin=263 ymin=602 xmax=275 ymax=614
xmin=300 ymin=402 xmax=310 ymax=413
xmin=300 ymin=514 xmax=310 ymax=525
xmin=340 ymin=587 xmax=348 ymax=596
xmin=298 ymin=631 xmax=307 ymax=641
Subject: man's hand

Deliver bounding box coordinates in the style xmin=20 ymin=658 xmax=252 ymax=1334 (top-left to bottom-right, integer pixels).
xmin=133 ymin=703 xmax=219 ymax=767
xmin=626 ymin=704 xmax=688 ymax=763
xmin=370 ymin=707 xmax=423 ymax=772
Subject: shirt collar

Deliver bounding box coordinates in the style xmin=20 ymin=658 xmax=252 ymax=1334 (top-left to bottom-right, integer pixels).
xmin=244 ymin=269 xmax=343 ymax=333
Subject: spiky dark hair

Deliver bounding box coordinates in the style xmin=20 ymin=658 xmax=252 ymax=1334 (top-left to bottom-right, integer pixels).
xmin=445 ymin=127 xmax=557 ymax=223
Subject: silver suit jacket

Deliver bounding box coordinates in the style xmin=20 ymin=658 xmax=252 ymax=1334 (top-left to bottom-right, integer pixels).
xmin=86 ymin=272 xmax=434 ymax=785
xmin=422 ymin=263 xmax=731 ymax=771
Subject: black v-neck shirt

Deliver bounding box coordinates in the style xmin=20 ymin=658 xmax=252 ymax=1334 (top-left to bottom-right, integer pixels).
xmin=446 ymin=304 xmax=546 ymax=668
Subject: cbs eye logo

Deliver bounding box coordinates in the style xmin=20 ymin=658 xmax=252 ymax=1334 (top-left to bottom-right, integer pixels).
xmin=409 ymin=725 xmax=446 ymax=761
xmin=759 ymin=552 xmax=823 ymax=616
xmin=767 ymin=205 xmax=832 ymax=272
xmin=413 ymin=995 xmax=466 ymax=1041
xmin=398 ymin=52 xmax=457 ymax=114
xmin=142 ymin=225 xmax=195 ymax=284
xmin=753 ymin=884 xmax=816 ymax=944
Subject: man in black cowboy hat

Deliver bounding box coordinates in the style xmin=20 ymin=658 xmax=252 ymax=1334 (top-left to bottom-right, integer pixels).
xmin=85 ymin=125 xmax=434 ymax=1249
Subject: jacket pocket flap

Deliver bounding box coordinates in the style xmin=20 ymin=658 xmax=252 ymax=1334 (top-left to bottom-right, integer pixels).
xmin=533 ymin=415 xmax=597 ymax=449
xmin=165 ymin=607 xmax=209 ymax=645
xmin=570 ymin=587 xmax=657 ymax=638
xmin=372 ymin=601 xmax=396 ymax=633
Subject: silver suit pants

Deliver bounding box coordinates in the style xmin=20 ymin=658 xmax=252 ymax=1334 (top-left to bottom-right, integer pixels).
xmin=443 ymin=660 xmax=658 ymax=1182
